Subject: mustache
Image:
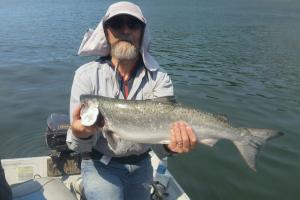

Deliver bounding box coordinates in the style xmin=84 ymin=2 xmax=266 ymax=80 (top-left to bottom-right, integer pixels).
xmin=116 ymin=35 xmax=134 ymax=44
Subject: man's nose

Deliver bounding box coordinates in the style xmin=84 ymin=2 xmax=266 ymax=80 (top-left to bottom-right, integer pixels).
xmin=120 ymin=24 xmax=131 ymax=34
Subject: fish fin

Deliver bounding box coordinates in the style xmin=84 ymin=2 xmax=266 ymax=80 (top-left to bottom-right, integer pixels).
xmin=152 ymin=96 xmax=177 ymax=104
xmin=215 ymin=114 xmax=229 ymax=123
xmin=103 ymin=129 xmax=120 ymax=150
xmin=200 ymin=139 xmax=219 ymax=147
xmin=234 ymin=128 xmax=283 ymax=171
xmin=158 ymin=140 xmax=170 ymax=144
xmin=234 ymin=141 xmax=257 ymax=171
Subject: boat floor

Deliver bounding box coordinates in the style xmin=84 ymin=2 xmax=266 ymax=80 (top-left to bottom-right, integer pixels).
xmin=2 ymin=151 xmax=190 ymax=200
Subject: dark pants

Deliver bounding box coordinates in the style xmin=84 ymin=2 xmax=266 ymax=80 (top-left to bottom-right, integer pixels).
xmin=0 ymin=160 xmax=12 ymax=200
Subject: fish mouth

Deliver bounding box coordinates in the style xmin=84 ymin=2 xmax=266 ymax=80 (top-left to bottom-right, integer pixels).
xmin=80 ymin=103 xmax=99 ymax=126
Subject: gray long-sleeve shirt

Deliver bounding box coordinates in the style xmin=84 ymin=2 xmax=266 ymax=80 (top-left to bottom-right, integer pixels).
xmin=66 ymin=58 xmax=174 ymax=158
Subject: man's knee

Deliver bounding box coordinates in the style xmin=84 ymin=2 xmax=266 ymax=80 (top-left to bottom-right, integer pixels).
xmin=84 ymin=183 xmax=124 ymax=200
xmin=82 ymin=163 xmax=124 ymax=200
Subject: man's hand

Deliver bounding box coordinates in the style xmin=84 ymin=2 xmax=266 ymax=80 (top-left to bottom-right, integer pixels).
xmin=166 ymin=121 xmax=198 ymax=154
xmin=71 ymin=105 xmax=99 ymax=138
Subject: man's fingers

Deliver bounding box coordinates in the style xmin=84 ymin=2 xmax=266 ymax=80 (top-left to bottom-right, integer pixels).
xmin=72 ymin=119 xmax=98 ymax=136
xmin=170 ymin=127 xmax=177 ymax=149
xmin=168 ymin=121 xmax=198 ymax=154
xmin=180 ymin=122 xmax=190 ymax=152
xmin=187 ymin=126 xmax=198 ymax=149
xmin=174 ymin=123 xmax=183 ymax=153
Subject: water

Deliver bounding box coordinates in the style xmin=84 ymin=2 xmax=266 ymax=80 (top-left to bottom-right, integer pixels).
xmin=0 ymin=0 xmax=299 ymax=199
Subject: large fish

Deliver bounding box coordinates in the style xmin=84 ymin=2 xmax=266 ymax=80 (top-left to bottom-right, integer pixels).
xmin=80 ymin=94 xmax=283 ymax=170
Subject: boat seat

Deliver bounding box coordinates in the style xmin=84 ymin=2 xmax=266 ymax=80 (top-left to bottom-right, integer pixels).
xmin=11 ymin=177 xmax=77 ymax=200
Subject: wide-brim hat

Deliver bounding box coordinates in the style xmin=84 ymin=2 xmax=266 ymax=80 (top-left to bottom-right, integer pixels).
xmin=77 ymin=1 xmax=160 ymax=71
xmin=103 ymin=1 xmax=146 ymax=24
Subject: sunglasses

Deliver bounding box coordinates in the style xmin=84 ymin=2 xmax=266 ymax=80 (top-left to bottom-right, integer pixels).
xmin=106 ymin=16 xmax=144 ymax=30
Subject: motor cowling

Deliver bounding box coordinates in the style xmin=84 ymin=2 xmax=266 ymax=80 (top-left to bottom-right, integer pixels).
xmin=45 ymin=113 xmax=70 ymax=152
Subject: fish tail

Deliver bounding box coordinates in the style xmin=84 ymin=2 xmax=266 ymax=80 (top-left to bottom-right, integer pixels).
xmin=234 ymin=128 xmax=283 ymax=171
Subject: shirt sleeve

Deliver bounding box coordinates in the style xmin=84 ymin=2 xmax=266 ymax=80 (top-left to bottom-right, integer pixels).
xmin=66 ymin=68 xmax=97 ymax=153
xmin=152 ymin=70 xmax=174 ymax=98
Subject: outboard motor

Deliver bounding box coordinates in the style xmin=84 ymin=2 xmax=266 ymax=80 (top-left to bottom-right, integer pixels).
xmin=45 ymin=113 xmax=70 ymax=153
xmin=45 ymin=113 xmax=81 ymax=177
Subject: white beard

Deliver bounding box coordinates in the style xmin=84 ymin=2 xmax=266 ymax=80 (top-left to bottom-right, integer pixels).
xmin=111 ymin=41 xmax=139 ymax=61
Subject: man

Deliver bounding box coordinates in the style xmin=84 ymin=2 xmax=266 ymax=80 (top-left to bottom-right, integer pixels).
xmin=67 ymin=2 xmax=197 ymax=200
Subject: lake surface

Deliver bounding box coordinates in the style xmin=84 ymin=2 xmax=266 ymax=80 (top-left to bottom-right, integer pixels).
xmin=0 ymin=0 xmax=299 ymax=199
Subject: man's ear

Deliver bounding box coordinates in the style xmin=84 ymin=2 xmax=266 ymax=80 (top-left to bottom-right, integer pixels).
xmin=139 ymin=26 xmax=145 ymax=49
xmin=103 ymin=27 xmax=113 ymax=49
xmin=103 ymin=26 xmax=108 ymax=40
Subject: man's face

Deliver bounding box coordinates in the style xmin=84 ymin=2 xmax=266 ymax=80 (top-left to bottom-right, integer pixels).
xmin=105 ymin=15 xmax=144 ymax=60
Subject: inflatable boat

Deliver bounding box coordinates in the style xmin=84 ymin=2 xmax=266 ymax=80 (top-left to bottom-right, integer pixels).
xmin=1 ymin=114 xmax=190 ymax=200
